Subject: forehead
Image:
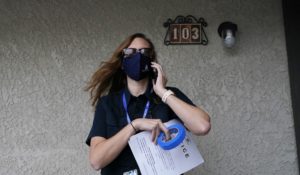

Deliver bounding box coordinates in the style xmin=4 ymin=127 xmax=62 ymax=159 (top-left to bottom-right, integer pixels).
xmin=128 ymin=37 xmax=150 ymax=49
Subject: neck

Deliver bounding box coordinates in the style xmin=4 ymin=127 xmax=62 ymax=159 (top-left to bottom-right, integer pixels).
xmin=127 ymin=77 xmax=149 ymax=97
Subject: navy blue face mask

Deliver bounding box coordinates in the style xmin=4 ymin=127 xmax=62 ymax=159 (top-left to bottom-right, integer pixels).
xmin=122 ymin=52 xmax=151 ymax=81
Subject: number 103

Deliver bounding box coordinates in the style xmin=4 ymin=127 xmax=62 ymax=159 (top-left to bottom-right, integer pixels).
xmin=170 ymin=24 xmax=202 ymax=43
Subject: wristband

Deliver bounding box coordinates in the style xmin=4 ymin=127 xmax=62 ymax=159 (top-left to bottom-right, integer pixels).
xmin=130 ymin=122 xmax=137 ymax=133
xmin=162 ymin=90 xmax=174 ymax=103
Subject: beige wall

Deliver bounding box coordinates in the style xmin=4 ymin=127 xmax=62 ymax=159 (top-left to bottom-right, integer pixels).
xmin=0 ymin=0 xmax=298 ymax=174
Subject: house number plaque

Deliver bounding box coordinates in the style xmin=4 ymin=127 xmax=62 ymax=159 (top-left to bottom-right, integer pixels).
xmin=163 ymin=15 xmax=208 ymax=45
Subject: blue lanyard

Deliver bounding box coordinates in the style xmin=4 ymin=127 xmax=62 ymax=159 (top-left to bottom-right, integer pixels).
xmin=122 ymin=92 xmax=150 ymax=124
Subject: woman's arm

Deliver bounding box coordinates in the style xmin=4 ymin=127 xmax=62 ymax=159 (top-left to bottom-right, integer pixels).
xmin=89 ymin=124 xmax=135 ymax=170
xmin=89 ymin=119 xmax=170 ymax=170
xmin=151 ymin=62 xmax=211 ymax=136
xmin=163 ymin=94 xmax=211 ymax=135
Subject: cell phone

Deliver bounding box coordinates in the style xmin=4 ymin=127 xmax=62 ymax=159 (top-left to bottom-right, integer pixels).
xmin=150 ymin=67 xmax=158 ymax=83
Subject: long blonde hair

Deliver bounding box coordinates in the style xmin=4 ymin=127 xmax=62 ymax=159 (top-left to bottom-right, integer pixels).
xmin=85 ymin=33 xmax=157 ymax=107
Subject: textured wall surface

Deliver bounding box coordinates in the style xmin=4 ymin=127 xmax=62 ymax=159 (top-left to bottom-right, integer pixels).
xmin=0 ymin=0 xmax=298 ymax=174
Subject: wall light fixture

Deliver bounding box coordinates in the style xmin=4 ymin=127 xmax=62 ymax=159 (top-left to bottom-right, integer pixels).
xmin=218 ymin=21 xmax=238 ymax=48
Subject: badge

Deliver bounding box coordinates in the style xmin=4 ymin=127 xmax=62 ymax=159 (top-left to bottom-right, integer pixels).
xmin=123 ymin=169 xmax=138 ymax=175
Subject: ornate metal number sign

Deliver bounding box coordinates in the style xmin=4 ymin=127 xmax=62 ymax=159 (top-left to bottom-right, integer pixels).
xmin=163 ymin=15 xmax=208 ymax=45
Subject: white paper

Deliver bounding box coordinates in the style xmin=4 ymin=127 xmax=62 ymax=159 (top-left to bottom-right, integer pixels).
xmin=128 ymin=119 xmax=204 ymax=175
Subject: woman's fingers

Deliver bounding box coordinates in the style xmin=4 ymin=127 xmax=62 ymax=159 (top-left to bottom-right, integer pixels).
xmin=153 ymin=126 xmax=160 ymax=144
xmin=154 ymin=120 xmax=170 ymax=144
xmin=135 ymin=118 xmax=170 ymax=144
xmin=151 ymin=122 xmax=160 ymax=143
xmin=151 ymin=62 xmax=165 ymax=78
xmin=151 ymin=62 xmax=168 ymax=95
xmin=158 ymin=122 xmax=171 ymax=141
xmin=151 ymin=127 xmax=156 ymax=142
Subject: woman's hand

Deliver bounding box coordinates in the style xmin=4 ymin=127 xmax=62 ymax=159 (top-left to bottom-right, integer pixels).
xmin=132 ymin=118 xmax=170 ymax=143
xmin=151 ymin=62 xmax=168 ymax=98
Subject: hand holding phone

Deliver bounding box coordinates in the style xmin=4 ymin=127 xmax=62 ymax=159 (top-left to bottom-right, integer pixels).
xmin=150 ymin=67 xmax=158 ymax=83
xmin=150 ymin=62 xmax=168 ymax=97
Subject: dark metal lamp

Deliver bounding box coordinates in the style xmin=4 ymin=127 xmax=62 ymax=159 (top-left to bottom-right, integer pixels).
xmin=218 ymin=21 xmax=238 ymax=48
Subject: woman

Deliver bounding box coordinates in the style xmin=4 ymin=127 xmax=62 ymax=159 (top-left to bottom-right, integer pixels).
xmin=85 ymin=33 xmax=211 ymax=175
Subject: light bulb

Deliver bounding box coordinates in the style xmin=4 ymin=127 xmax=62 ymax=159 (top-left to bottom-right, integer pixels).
xmin=223 ymin=29 xmax=235 ymax=48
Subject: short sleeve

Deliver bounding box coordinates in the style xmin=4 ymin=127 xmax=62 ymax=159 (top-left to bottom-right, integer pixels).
xmin=169 ymin=87 xmax=195 ymax=106
xmin=85 ymin=98 xmax=107 ymax=146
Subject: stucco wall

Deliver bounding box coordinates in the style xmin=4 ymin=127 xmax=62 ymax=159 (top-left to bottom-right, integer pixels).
xmin=0 ymin=0 xmax=298 ymax=174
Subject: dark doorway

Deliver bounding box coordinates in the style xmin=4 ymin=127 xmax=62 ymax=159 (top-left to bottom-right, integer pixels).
xmin=282 ymin=0 xmax=300 ymax=173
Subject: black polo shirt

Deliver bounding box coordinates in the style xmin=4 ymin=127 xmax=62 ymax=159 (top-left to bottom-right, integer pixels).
xmin=86 ymin=84 xmax=194 ymax=175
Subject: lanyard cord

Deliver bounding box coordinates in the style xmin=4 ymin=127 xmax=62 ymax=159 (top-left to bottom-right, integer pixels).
xmin=122 ymin=92 xmax=150 ymax=124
